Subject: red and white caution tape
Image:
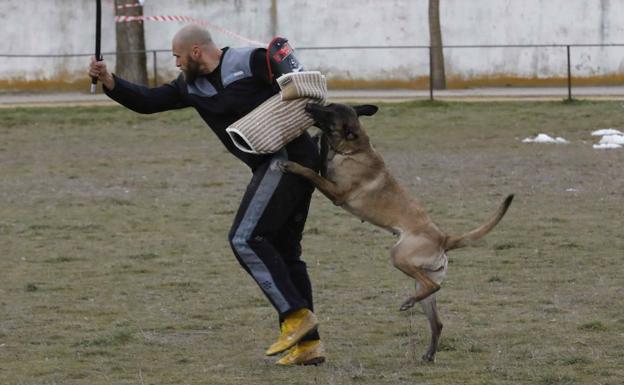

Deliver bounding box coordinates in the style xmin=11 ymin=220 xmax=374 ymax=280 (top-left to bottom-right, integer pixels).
xmin=114 ymin=15 xmax=264 ymax=46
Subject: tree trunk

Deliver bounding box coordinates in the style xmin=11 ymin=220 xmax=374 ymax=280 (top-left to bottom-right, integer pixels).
xmin=428 ymin=0 xmax=446 ymax=90
xmin=115 ymin=0 xmax=148 ymax=85
xmin=270 ymin=0 xmax=278 ymax=37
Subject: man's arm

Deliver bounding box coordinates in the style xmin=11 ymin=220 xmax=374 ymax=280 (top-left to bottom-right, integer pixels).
xmin=89 ymin=57 xmax=188 ymax=114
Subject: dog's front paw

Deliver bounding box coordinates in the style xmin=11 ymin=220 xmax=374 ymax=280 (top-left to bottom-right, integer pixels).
xmin=277 ymin=160 xmax=302 ymax=174
xmin=275 ymin=160 xmax=291 ymax=173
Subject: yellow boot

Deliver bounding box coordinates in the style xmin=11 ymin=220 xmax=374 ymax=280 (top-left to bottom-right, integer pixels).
xmin=265 ymin=308 xmax=318 ymax=356
xmin=276 ymin=340 xmax=326 ymax=366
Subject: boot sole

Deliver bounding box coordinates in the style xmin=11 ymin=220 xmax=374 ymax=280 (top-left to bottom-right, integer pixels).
xmin=277 ymin=355 xmax=326 ymax=366
xmin=301 ymin=356 xmax=325 ymax=366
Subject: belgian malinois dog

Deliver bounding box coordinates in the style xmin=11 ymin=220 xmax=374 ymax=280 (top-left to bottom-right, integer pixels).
xmin=279 ymin=103 xmax=513 ymax=362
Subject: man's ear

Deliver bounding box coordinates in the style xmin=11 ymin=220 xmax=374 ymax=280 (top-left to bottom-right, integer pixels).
xmin=191 ymin=44 xmax=201 ymax=59
xmin=353 ymin=104 xmax=379 ymax=117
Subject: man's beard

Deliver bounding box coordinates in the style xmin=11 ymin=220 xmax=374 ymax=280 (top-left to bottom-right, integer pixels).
xmin=183 ymin=57 xmax=202 ymax=84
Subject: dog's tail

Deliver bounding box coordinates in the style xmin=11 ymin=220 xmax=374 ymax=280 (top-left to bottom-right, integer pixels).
xmin=443 ymin=194 xmax=514 ymax=251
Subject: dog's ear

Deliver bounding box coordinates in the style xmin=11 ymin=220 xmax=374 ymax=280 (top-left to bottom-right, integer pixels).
xmin=305 ymin=103 xmax=334 ymax=129
xmin=352 ymin=104 xmax=378 ymax=117
xmin=305 ymin=102 xmax=335 ymax=114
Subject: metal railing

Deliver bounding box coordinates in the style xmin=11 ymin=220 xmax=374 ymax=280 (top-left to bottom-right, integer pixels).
xmin=2 ymin=43 xmax=624 ymax=100
xmin=296 ymin=43 xmax=624 ymax=101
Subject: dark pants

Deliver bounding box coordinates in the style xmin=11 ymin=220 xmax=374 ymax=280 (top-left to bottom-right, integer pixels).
xmin=228 ymin=134 xmax=320 ymax=341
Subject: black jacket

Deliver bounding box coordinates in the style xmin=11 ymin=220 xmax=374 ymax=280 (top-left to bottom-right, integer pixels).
xmin=105 ymin=47 xmax=316 ymax=170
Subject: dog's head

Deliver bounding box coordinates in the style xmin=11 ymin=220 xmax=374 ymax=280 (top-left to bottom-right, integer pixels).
xmin=305 ymin=103 xmax=378 ymax=153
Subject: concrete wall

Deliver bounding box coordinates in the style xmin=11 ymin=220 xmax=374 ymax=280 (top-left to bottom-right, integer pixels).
xmin=1 ymin=0 xmax=624 ymax=87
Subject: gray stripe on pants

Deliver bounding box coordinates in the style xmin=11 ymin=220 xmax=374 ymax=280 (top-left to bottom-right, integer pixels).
xmin=231 ymin=150 xmax=290 ymax=313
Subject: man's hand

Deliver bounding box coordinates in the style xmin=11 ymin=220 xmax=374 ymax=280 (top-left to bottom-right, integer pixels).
xmin=89 ymin=57 xmax=115 ymax=90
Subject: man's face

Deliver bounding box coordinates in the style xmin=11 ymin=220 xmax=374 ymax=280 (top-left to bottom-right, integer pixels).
xmin=172 ymin=41 xmax=201 ymax=84
xmin=182 ymin=55 xmax=201 ymax=84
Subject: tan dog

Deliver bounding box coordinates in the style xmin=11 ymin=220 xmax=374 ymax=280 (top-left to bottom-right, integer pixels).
xmin=279 ymin=103 xmax=513 ymax=362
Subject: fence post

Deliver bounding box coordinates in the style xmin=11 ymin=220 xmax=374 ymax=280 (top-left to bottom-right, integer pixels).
xmin=566 ymin=45 xmax=572 ymax=101
xmin=152 ymin=50 xmax=158 ymax=87
xmin=429 ymin=46 xmax=434 ymax=101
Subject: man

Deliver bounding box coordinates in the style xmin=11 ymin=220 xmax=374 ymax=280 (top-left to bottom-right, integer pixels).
xmin=89 ymin=25 xmax=324 ymax=366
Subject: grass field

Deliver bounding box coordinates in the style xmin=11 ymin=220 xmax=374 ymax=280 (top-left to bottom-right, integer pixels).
xmin=1 ymin=100 xmax=623 ymax=385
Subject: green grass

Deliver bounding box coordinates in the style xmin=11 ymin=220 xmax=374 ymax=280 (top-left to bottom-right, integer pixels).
xmin=1 ymin=101 xmax=623 ymax=384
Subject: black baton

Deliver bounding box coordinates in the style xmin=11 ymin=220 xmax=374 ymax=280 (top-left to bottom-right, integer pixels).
xmin=91 ymin=0 xmax=102 ymax=93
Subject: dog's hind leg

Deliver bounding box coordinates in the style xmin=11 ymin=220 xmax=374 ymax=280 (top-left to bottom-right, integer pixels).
xmin=419 ymin=293 xmax=442 ymax=362
xmin=392 ymin=238 xmax=442 ymax=310
xmin=398 ymin=269 xmax=440 ymax=311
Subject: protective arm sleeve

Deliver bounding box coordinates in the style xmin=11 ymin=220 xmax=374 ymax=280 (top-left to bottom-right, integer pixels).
xmin=104 ymin=74 xmax=189 ymax=114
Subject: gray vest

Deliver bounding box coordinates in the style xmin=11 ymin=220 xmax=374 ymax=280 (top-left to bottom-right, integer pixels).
xmin=187 ymin=47 xmax=255 ymax=97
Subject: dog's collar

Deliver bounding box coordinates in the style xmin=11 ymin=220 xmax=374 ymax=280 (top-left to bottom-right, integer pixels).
xmin=328 ymin=142 xmax=360 ymax=156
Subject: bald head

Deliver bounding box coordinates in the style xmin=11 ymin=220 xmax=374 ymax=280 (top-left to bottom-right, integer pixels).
xmin=173 ymin=25 xmax=214 ymax=49
xmin=172 ymin=25 xmax=222 ymax=82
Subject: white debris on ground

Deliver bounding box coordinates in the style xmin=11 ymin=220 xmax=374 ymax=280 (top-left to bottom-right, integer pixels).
xmin=593 ymin=143 xmax=622 ymax=149
xmin=592 ymin=128 xmax=624 ymax=149
xmin=591 ymin=128 xmax=623 ymax=136
xmin=521 ymin=129 xmax=624 ymax=149
xmin=522 ymin=133 xmax=569 ymax=144
xmin=598 ymin=135 xmax=624 ymax=145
